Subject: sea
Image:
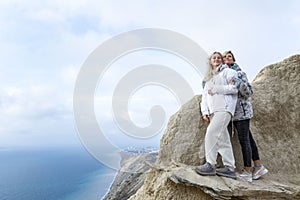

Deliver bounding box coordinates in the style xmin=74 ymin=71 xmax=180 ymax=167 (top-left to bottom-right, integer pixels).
xmin=0 ymin=146 xmax=116 ymax=200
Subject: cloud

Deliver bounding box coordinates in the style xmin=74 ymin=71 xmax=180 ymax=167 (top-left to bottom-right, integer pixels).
xmin=0 ymin=65 xmax=77 ymax=146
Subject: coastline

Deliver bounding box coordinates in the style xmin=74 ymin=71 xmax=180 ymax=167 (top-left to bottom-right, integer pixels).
xmin=100 ymin=169 xmax=118 ymax=200
xmin=64 ymin=169 xmax=117 ymax=200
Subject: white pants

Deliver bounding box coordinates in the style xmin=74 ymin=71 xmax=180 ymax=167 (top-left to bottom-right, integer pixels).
xmin=205 ymin=111 xmax=235 ymax=168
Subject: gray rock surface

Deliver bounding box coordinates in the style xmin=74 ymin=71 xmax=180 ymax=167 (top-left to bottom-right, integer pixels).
xmin=108 ymin=55 xmax=300 ymax=200
xmin=103 ymin=152 xmax=157 ymax=200
xmin=250 ymin=54 xmax=300 ymax=179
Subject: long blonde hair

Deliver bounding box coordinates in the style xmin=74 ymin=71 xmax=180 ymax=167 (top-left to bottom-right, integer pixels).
xmin=204 ymin=51 xmax=224 ymax=81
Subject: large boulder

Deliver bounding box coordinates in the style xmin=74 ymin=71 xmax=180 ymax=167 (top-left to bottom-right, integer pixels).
xmin=250 ymin=54 xmax=300 ymax=179
xmin=157 ymin=55 xmax=300 ymax=179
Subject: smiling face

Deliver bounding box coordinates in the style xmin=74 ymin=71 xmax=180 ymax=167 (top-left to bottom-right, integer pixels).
xmin=223 ymin=52 xmax=235 ymax=65
xmin=210 ymin=52 xmax=223 ymax=68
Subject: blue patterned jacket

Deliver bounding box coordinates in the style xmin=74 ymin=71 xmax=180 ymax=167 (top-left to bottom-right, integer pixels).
xmin=230 ymin=63 xmax=253 ymax=121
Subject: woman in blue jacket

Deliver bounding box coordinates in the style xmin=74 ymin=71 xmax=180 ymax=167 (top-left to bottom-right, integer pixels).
xmin=223 ymin=51 xmax=268 ymax=182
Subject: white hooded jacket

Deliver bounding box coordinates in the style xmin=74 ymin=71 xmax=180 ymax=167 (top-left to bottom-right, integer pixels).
xmin=201 ymin=65 xmax=238 ymax=116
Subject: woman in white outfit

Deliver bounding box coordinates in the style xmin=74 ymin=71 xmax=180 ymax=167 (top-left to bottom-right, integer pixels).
xmin=196 ymin=52 xmax=238 ymax=179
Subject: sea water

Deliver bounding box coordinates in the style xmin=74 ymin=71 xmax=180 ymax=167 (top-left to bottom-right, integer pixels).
xmin=0 ymin=147 xmax=116 ymax=200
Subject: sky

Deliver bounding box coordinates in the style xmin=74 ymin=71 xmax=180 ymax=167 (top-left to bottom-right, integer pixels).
xmin=0 ymin=0 xmax=299 ymax=151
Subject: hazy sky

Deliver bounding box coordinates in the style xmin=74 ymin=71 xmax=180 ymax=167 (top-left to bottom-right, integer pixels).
xmin=0 ymin=0 xmax=299 ymax=150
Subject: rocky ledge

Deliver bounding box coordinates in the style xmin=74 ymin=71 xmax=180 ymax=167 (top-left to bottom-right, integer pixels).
xmin=171 ymin=166 xmax=299 ymax=199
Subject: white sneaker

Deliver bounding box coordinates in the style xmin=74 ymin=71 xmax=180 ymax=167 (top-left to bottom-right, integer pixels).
xmin=237 ymin=169 xmax=252 ymax=183
xmin=252 ymin=165 xmax=268 ymax=180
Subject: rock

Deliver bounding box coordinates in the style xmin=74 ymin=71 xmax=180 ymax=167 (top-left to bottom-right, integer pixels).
xmin=128 ymin=54 xmax=300 ymax=200
xmin=103 ymin=152 xmax=157 ymax=200
xmin=250 ymin=54 xmax=300 ymax=179
xmin=170 ymin=167 xmax=299 ymax=199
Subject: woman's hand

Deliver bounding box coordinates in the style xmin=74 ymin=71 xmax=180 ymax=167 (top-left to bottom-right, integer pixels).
xmin=202 ymin=115 xmax=209 ymax=121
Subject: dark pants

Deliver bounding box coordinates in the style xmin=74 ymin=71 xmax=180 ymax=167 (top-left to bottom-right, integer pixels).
xmin=233 ymin=119 xmax=260 ymax=167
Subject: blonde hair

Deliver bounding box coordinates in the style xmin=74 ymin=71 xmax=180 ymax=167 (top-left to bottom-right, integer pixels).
xmin=204 ymin=51 xmax=223 ymax=81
